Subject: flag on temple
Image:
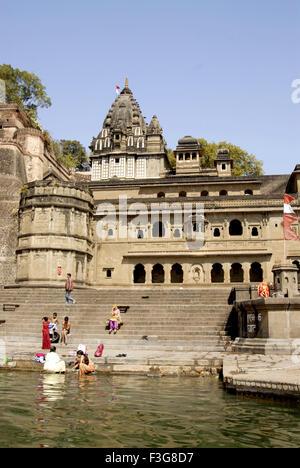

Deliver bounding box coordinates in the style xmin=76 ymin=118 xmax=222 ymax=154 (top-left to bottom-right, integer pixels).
xmin=115 ymin=86 xmax=120 ymax=95
xmin=284 ymin=194 xmax=300 ymax=240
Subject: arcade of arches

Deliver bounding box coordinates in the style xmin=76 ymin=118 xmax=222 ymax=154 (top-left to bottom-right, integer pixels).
xmin=133 ymin=261 xmax=265 ymax=284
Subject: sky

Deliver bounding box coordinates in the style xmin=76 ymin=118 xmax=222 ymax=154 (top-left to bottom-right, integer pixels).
xmin=1 ymin=0 xmax=300 ymax=175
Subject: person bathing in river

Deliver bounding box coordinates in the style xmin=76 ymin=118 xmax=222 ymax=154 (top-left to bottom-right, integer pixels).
xmin=72 ymin=350 xmax=95 ymax=377
xmin=44 ymin=346 xmax=66 ymax=373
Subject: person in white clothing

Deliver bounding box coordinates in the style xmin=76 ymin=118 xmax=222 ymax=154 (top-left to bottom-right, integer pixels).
xmin=43 ymin=346 xmax=66 ymax=373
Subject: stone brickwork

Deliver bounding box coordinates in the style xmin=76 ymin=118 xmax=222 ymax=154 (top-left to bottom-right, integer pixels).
xmin=0 ymin=144 xmax=27 ymax=286
xmin=16 ymin=178 xmax=94 ymax=286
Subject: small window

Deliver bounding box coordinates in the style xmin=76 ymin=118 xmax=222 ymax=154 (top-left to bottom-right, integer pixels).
xmin=245 ymin=189 xmax=253 ymax=195
xmin=157 ymin=192 xmax=165 ymax=198
xmin=137 ymin=230 xmax=144 ymax=239
xmin=185 ymin=153 xmax=190 ymax=160
xmin=192 ymin=153 xmax=197 ymax=160
xmin=201 ymin=190 xmax=208 ymax=197
xmin=179 ymin=191 xmax=187 ymax=197
xmin=214 ymin=228 xmax=221 ymax=237
xmin=108 ymin=228 xmax=114 ymax=236
xmin=251 ymin=227 xmax=259 ymax=237
xmin=115 ymin=134 xmax=120 ymax=140
xmin=174 ymin=229 xmax=181 ymax=238
xmin=221 ymin=163 xmax=226 ymax=171
xmin=106 ymin=269 xmax=112 ymax=278
xmin=178 ymin=153 xmax=183 ymax=161
xmin=115 ymin=158 xmax=120 ymax=164
xmin=193 ymin=223 xmax=199 ymax=233
xmin=219 ymin=190 xmax=227 ymax=196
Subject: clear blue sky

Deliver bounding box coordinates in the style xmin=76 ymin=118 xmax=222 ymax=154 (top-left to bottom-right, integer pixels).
xmin=1 ymin=0 xmax=300 ymax=174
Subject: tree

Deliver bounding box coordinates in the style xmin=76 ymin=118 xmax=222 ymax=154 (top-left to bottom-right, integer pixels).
xmin=56 ymin=139 xmax=89 ymax=170
xmin=0 ymin=64 xmax=51 ymax=119
xmin=198 ymin=138 xmax=263 ymax=176
xmin=167 ymin=138 xmax=263 ymax=176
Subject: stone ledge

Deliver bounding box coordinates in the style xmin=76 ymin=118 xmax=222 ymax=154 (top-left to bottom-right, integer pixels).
xmin=0 ymin=359 xmax=221 ymax=376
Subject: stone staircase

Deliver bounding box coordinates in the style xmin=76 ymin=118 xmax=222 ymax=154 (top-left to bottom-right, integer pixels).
xmin=0 ymin=287 xmax=233 ymax=356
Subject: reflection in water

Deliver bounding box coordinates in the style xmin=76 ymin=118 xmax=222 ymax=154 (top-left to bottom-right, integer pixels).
xmin=42 ymin=374 xmax=66 ymax=402
xmin=1 ymin=372 xmax=300 ymax=448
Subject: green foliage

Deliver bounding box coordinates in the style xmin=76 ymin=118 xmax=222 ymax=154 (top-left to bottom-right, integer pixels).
xmin=0 ymin=64 xmax=51 ymax=119
xmin=198 ymin=138 xmax=263 ymax=176
xmin=51 ymin=139 xmax=89 ymax=170
xmin=167 ymin=148 xmax=176 ymax=168
xmin=167 ymin=139 xmax=264 ymax=176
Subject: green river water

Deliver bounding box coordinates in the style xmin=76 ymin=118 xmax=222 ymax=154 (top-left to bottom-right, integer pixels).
xmin=0 ymin=371 xmax=300 ymax=448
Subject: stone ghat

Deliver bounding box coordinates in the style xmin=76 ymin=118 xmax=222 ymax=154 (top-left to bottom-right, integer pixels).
xmin=0 ymin=286 xmax=233 ymax=355
xmin=0 ymin=349 xmax=225 ymax=377
xmin=222 ymin=354 xmax=300 ymax=401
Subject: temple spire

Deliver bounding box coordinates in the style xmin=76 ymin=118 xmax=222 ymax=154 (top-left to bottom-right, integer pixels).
xmin=125 ymin=77 xmax=128 ymax=88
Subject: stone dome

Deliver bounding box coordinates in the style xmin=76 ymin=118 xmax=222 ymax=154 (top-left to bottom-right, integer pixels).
xmin=178 ymin=136 xmax=198 ymax=145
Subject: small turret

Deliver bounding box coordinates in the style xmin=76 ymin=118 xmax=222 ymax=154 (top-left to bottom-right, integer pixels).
xmin=214 ymin=148 xmax=233 ymax=177
xmin=174 ymin=136 xmax=201 ymax=175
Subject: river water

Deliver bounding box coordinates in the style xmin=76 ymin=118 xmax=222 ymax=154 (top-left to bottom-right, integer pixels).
xmin=0 ymin=371 xmax=300 ymax=448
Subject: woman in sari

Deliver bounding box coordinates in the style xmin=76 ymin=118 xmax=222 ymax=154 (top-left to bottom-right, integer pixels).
xmin=109 ymin=305 xmax=122 ymax=334
xmin=42 ymin=317 xmax=51 ymax=350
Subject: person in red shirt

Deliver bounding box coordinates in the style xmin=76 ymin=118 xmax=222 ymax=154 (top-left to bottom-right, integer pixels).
xmin=65 ymin=273 xmax=76 ymax=305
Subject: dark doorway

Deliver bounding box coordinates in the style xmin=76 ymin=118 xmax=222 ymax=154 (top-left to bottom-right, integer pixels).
xmin=250 ymin=262 xmax=263 ymax=282
xmin=133 ymin=264 xmax=146 ymax=283
xmin=152 ymin=264 xmax=164 ymax=283
xmin=211 ymin=263 xmax=224 ymax=283
xmin=171 ymin=263 xmax=183 ymax=283
xmin=230 ymin=263 xmax=244 ymax=282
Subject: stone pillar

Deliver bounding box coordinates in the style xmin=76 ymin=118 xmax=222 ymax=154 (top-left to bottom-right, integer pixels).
xmin=165 ymin=264 xmax=171 ymax=284
xmin=272 ymin=263 xmax=299 ymax=297
xmin=224 ymin=263 xmax=230 ymax=283
xmin=244 ymin=262 xmax=250 ymax=283
xmin=202 ymin=263 xmax=210 ymax=284
xmin=145 ymin=264 xmax=152 ymax=285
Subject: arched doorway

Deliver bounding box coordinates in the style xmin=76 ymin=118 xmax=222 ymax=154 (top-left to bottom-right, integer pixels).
xmin=230 ymin=263 xmax=244 ymax=282
xmin=171 ymin=263 xmax=183 ymax=283
xmin=152 ymin=264 xmax=164 ymax=283
xmin=133 ymin=264 xmax=146 ymax=283
xmin=211 ymin=263 xmax=224 ymax=283
xmin=250 ymin=262 xmax=263 ymax=282
xmin=229 ymin=220 xmax=243 ymax=236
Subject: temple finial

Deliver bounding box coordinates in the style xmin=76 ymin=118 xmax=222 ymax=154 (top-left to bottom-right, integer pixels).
xmin=125 ymin=77 xmax=128 ymax=88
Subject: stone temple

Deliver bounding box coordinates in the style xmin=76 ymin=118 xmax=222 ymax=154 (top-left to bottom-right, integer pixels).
xmin=0 ymin=79 xmax=299 ymax=289
xmin=0 ymin=79 xmax=299 ymax=356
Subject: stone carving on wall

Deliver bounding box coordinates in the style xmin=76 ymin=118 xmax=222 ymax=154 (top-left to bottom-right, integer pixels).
xmin=190 ymin=264 xmax=204 ymax=283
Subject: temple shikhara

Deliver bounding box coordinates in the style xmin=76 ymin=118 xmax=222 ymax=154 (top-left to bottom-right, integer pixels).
xmin=0 ymin=79 xmax=299 ymax=289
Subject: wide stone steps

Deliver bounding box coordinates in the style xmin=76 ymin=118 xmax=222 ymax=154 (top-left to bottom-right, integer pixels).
xmin=0 ymin=287 xmax=232 ymax=303
xmin=0 ymin=287 xmax=233 ymax=353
